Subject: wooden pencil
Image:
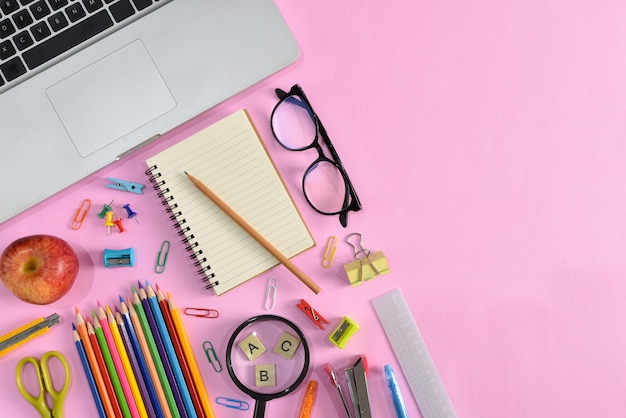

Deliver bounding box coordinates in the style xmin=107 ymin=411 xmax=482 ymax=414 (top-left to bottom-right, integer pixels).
xmin=115 ymin=310 xmax=158 ymax=418
xmin=88 ymin=319 xmax=124 ymax=418
xmin=105 ymin=305 xmax=148 ymax=418
xmin=167 ymin=291 xmax=217 ymax=418
xmin=77 ymin=309 xmax=120 ymax=418
xmin=145 ymin=283 xmax=198 ymax=418
xmin=125 ymin=299 xmax=172 ymax=418
xmin=73 ymin=325 xmax=107 ymax=418
xmin=131 ymin=290 xmax=181 ymax=418
xmin=156 ymin=287 xmax=205 ymax=418
xmin=93 ymin=314 xmax=132 ymax=418
xmin=137 ymin=286 xmax=189 ymax=418
xmin=185 ymin=171 xmax=321 ymax=294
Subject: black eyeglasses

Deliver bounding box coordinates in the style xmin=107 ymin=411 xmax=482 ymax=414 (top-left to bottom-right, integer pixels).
xmin=270 ymin=84 xmax=361 ymax=227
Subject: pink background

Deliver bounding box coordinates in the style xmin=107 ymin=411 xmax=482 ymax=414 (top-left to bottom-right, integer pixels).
xmin=2 ymin=1 xmax=626 ymax=416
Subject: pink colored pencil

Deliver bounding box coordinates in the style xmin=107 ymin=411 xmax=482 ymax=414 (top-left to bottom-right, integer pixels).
xmin=97 ymin=304 xmax=141 ymax=418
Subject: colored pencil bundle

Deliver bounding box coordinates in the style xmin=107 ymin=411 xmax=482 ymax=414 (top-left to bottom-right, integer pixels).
xmin=73 ymin=282 xmax=216 ymax=418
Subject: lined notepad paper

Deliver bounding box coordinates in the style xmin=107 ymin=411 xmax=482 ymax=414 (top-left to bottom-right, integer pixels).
xmin=145 ymin=110 xmax=314 ymax=295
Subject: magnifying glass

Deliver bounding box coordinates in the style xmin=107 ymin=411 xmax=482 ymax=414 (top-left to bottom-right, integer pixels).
xmin=226 ymin=315 xmax=310 ymax=418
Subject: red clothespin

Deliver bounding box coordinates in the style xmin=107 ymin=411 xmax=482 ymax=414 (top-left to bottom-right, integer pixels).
xmin=296 ymin=299 xmax=329 ymax=330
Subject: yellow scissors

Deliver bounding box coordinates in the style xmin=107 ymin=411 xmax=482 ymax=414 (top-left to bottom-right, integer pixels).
xmin=16 ymin=351 xmax=70 ymax=418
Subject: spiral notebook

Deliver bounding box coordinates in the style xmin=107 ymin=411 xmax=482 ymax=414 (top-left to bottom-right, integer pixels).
xmin=145 ymin=110 xmax=314 ymax=295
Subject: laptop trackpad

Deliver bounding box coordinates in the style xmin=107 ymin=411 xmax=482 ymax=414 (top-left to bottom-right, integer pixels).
xmin=47 ymin=40 xmax=176 ymax=158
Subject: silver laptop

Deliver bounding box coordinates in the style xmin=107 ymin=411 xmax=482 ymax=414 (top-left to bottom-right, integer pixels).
xmin=0 ymin=0 xmax=298 ymax=223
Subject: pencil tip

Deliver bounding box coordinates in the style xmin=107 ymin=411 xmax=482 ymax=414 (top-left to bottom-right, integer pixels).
xmin=137 ymin=280 xmax=143 ymax=289
xmin=119 ymin=295 xmax=124 ymax=302
xmin=184 ymin=171 xmax=188 ymax=175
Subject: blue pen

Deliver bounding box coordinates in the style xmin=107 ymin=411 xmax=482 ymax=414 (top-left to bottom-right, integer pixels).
xmin=385 ymin=364 xmax=409 ymax=418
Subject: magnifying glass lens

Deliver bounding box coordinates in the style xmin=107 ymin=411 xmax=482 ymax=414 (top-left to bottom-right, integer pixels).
xmin=226 ymin=315 xmax=310 ymax=418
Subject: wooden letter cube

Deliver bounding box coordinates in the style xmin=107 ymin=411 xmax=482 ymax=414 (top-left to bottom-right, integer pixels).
xmin=238 ymin=332 xmax=267 ymax=361
xmin=273 ymin=331 xmax=301 ymax=360
xmin=255 ymin=364 xmax=276 ymax=387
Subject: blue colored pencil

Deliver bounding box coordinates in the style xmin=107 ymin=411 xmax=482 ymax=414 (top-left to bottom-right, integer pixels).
xmin=72 ymin=324 xmax=107 ymax=418
xmin=145 ymin=282 xmax=197 ymax=418
xmin=135 ymin=285 xmax=188 ymax=418
xmin=119 ymin=297 xmax=165 ymax=418
xmin=115 ymin=310 xmax=158 ymax=418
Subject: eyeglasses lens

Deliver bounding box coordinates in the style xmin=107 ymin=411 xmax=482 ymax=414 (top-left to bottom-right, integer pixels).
xmin=272 ymin=96 xmax=317 ymax=150
xmin=304 ymin=161 xmax=348 ymax=215
xmin=272 ymin=96 xmax=350 ymax=215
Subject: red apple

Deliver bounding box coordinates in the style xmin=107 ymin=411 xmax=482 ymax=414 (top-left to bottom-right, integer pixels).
xmin=0 ymin=235 xmax=79 ymax=305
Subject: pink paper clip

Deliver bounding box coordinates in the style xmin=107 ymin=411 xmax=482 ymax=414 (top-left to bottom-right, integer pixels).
xmin=71 ymin=199 xmax=91 ymax=230
xmin=184 ymin=307 xmax=219 ymax=318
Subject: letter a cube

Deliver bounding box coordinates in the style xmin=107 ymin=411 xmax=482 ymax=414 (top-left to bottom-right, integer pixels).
xmin=238 ymin=332 xmax=267 ymax=361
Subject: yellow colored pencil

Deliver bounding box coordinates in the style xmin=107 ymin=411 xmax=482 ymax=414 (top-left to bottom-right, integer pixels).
xmin=106 ymin=306 xmax=149 ymax=418
xmin=167 ymin=292 xmax=216 ymax=418
xmin=126 ymin=300 xmax=173 ymax=418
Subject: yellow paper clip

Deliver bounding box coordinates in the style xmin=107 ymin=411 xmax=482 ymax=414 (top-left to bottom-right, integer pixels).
xmin=322 ymin=236 xmax=337 ymax=268
xmin=343 ymin=233 xmax=390 ymax=286
xmin=203 ymin=341 xmax=222 ymax=372
xmin=328 ymin=316 xmax=360 ymax=349
xmin=265 ymin=277 xmax=278 ymax=310
xmin=71 ymin=199 xmax=91 ymax=230
xmin=184 ymin=307 xmax=219 ymax=318
xmin=155 ymin=240 xmax=170 ymax=274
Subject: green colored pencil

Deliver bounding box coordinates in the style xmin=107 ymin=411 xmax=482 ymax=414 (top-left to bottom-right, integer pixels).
xmin=93 ymin=314 xmax=132 ymax=418
xmin=131 ymin=290 xmax=181 ymax=418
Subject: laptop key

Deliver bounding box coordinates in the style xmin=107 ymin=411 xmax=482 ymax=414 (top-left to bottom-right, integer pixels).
xmin=81 ymin=0 xmax=102 ymax=13
xmin=131 ymin=0 xmax=151 ymax=12
xmin=0 ymin=0 xmax=20 ymax=15
xmin=109 ymin=0 xmax=135 ymax=23
xmin=0 ymin=56 xmax=26 ymax=81
xmin=29 ymin=0 xmax=51 ymax=20
xmin=31 ymin=20 xmax=50 ymax=41
xmin=65 ymin=3 xmax=85 ymax=23
xmin=13 ymin=9 xmax=33 ymax=30
xmin=0 ymin=18 xmax=16 ymax=39
xmin=47 ymin=12 xmax=68 ymax=32
xmin=47 ymin=0 xmax=68 ymax=10
xmin=0 ymin=39 xmax=16 ymax=59
xmin=12 ymin=30 xmax=33 ymax=50
xmin=22 ymin=10 xmax=113 ymax=69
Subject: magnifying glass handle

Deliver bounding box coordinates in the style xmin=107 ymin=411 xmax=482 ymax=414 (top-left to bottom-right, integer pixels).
xmin=253 ymin=399 xmax=267 ymax=418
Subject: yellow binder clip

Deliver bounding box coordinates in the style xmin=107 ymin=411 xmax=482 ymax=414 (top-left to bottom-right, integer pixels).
xmin=343 ymin=233 xmax=390 ymax=286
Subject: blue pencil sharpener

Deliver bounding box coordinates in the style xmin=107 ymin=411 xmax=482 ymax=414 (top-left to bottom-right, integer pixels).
xmin=103 ymin=248 xmax=136 ymax=267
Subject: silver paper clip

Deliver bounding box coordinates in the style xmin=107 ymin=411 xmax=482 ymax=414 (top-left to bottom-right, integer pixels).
xmin=264 ymin=277 xmax=278 ymax=310
xmin=155 ymin=240 xmax=170 ymax=274
xmin=203 ymin=340 xmax=222 ymax=372
xmin=216 ymin=397 xmax=249 ymax=411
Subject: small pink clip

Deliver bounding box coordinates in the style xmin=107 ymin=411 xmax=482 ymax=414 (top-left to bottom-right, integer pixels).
xmin=71 ymin=199 xmax=91 ymax=230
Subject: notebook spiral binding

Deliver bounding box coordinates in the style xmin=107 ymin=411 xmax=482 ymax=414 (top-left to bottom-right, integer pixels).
xmin=145 ymin=166 xmax=218 ymax=289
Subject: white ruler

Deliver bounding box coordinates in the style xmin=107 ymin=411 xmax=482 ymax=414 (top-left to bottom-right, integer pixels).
xmin=372 ymin=288 xmax=457 ymax=418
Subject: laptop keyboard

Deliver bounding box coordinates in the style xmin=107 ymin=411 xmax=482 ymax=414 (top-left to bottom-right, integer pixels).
xmin=0 ymin=0 xmax=168 ymax=92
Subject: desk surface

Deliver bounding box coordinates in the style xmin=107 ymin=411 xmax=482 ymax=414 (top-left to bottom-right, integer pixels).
xmin=3 ymin=1 xmax=626 ymax=417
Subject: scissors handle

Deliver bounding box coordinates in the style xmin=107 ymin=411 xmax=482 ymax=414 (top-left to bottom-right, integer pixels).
xmin=16 ymin=351 xmax=70 ymax=418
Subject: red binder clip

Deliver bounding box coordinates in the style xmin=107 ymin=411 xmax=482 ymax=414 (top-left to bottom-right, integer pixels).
xmin=296 ymin=299 xmax=329 ymax=330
